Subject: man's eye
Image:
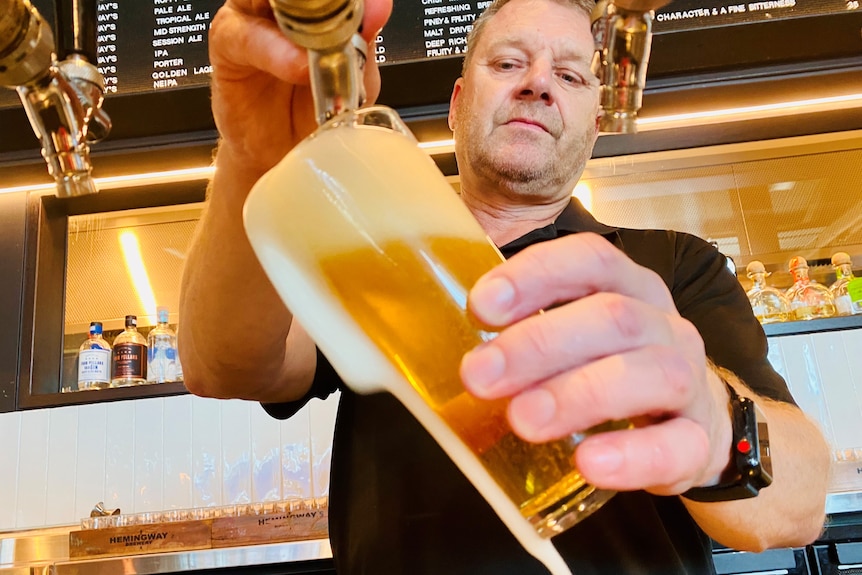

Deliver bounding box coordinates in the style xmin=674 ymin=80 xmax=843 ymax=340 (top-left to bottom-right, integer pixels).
xmin=496 ymin=60 xmax=518 ymax=71
xmin=559 ymin=72 xmax=582 ymax=84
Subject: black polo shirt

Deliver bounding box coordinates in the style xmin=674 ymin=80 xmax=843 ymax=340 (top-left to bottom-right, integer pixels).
xmin=264 ymin=198 xmax=794 ymax=575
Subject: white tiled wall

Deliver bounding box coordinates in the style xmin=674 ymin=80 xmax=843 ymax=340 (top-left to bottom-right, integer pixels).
xmin=768 ymin=330 xmax=862 ymax=459
xmin=1 ymin=328 xmax=861 ymax=533
xmin=0 ymin=393 xmax=338 ymax=532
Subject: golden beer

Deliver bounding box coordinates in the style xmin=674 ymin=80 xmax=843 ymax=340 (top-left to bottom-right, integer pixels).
xmin=318 ymin=237 xmax=625 ymax=535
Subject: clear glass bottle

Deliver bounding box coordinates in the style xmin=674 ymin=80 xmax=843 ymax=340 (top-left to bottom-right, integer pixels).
xmin=745 ymin=260 xmax=790 ymax=324
xmin=77 ymin=321 xmax=112 ymax=390
xmin=785 ymin=256 xmax=837 ymax=320
xmin=148 ymin=307 xmax=180 ymax=383
xmin=829 ymin=252 xmax=862 ymax=316
xmin=111 ymin=315 xmax=148 ymax=386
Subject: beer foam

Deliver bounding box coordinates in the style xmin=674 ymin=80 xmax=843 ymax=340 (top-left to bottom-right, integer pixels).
xmin=276 ymin=121 xmax=486 ymax=252
xmin=245 ymin=119 xmax=490 ymax=390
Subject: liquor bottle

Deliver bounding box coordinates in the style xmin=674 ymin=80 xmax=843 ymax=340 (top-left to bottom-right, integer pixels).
xmin=785 ymin=256 xmax=837 ymax=320
xmin=111 ymin=315 xmax=148 ymax=386
xmin=147 ymin=307 xmax=180 ymax=383
xmin=77 ymin=321 xmax=112 ymax=390
xmin=745 ymin=261 xmax=790 ymax=324
xmin=829 ymin=252 xmax=862 ymax=316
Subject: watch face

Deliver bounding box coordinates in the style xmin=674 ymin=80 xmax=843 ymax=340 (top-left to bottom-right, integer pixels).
xmin=753 ymin=402 xmax=773 ymax=487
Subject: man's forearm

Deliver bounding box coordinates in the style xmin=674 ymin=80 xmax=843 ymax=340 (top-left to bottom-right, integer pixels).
xmin=684 ymin=387 xmax=830 ymax=552
xmin=179 ymin=144 xmax=314 ymax=402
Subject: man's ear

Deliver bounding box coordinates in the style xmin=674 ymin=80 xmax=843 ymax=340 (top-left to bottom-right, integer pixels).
xmin=448 ymin=78 xmax=465 ymax=131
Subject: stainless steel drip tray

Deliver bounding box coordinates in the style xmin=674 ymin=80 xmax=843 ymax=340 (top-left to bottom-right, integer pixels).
xmin=827 ymin=490 xmax=862 ymax=515
xmin=1 ymin=525 xmax=331 ymax=575
xmin=0 ymin=525 xmax=76 ymax=568
xmin=0 ymin=567 xmax=52 ymax=575
xmin=52 ymin=540 xmax=332 ymax=575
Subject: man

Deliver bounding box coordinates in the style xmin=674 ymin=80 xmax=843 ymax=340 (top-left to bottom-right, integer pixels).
xmin=179 ymin=0 xmax=831 ymax=572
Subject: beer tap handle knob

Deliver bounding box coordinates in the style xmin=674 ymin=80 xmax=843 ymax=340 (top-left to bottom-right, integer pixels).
xmin=54 ymin=0 xmax=98 ymax=63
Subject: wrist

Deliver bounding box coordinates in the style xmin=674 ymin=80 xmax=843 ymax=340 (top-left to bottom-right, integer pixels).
xmin=700 ymin=372 xmax=736 ymax=487
xmin=215 ymin=140 xmax=274 ymax=186
xmin=682 ymin=382 xmax=774 ymax=502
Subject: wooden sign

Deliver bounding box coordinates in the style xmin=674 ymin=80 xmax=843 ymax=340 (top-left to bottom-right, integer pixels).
xmin=829 ymin=459 xmax=862 ymax=493
xmin=212 ymin=507 xmax=328 ymax=548
xmin=68 ymin=505 xmax=329 ymax=559
xmin=69 ymin=520 xmax=212 ymax=559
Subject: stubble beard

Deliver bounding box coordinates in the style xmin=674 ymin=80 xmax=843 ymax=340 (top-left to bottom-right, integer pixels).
xmin=463 ymin=121 xmax=595 ymax=201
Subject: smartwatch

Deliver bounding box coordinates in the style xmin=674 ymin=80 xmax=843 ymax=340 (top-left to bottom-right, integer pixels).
xmin=682 ymin=383 xmax=773 ymax=502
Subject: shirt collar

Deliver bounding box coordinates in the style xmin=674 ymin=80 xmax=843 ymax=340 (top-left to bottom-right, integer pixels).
xmin=499 ymin=197 xmax=619 ymax=257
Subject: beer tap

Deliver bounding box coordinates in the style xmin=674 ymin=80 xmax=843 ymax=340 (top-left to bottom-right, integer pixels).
xmin=590 ymin=0 xmax=671 ymax=133
xmin=0 ymin=0 xmax=111 ymax=197
xmin=268 ymin=0 xmax=367 ymax=126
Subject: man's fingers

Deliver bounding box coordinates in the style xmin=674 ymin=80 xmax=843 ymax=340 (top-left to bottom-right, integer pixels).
xmin=469 ymin=232 xmax=677 ymax=327
xmin=210 ymin=6 xmax=311 ymax=84
xmin=461 ymin=292 xmax=695 ymax=400
xmin=361 ymin=0 xmax=394 ymax=44
xmin=504 ymin=346 xmax=699 ymax=442
xmin=575 ymin=417 xmax=711 ymax=494
xmin=214 ymin=0 xmax=392 ymax=85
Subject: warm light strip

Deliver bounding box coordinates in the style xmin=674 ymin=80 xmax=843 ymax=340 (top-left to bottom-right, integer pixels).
xmin=119 ymin=230 xmax=158 ymax=322
xmin=418 ymin=140 xmax=455 ymax=155
xmin=417 ymin=92 xmax=862 ymax=153
xmin=0 ymin=166 xmax=216 ymax=196
xmin=3 ymin=91 xmax=861 ymax=194
xmin=636 ymin=92 xmax=862 ymax=131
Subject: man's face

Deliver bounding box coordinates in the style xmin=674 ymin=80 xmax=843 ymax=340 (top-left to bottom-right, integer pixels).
xmin=449 ymin=0 xmax=600 ymax=199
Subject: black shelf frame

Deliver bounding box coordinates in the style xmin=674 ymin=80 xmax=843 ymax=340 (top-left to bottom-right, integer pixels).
xmin=762 ymin=315 xmax=862 ymax=338
xmin=20 ymin=381 xmax=189 ymax=410
xmin=15 ymin=180 xmax=207 ymax=411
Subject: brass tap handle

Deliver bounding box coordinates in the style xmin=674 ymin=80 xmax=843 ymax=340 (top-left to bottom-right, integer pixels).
xmin=268 ymin=0 xmax=367 ymax=125
xmin=590 ymin=0 xmax=655 ymax=134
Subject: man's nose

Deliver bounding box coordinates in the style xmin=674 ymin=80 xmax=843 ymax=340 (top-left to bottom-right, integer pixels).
xmin=517 ymin=62 xmax=553 ymax=103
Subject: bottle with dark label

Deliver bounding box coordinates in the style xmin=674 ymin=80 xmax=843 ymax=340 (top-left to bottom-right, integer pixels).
xmin=78 ymin=321 xmax=112 ymax=390
xmin=111 ymin=315 xmax=148 ymax=386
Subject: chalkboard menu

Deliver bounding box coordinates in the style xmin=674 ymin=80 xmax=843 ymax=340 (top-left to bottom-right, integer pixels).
xmin=378 ymin=0 xmax=855 ymax=64
xmin=0 ymin=0 xmax=215 ymax=108
xmin=96 ymin=0 xmax=214 ymax=95
xmin=0 ymin=0 xmax=858 ymax=110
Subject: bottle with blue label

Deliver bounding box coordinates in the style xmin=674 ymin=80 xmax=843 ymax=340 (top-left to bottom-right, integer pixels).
xmin=148 ymin=307 xmax=180 ymax=384
xmin=78 ymin=321 xmax=112 ymax=390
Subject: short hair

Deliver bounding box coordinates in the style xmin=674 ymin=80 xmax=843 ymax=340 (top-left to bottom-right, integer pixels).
xmin=462 ymin=0 xmax=596 ymax=74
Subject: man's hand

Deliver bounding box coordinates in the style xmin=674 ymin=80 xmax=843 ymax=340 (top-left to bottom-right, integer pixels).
xmin=460 ymin=232 xmax=735 ymax=496
xmin=208 ymin=0 xmax=392 ymax=176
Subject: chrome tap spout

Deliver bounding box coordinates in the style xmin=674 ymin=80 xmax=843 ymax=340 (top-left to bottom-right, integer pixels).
xmin=268 ymin=0 xmax=366 ymax=125
xmin=590 ymin=0 xmax=654 ymax=134
xmin=1 ymin=0 xmax=111 ymax=197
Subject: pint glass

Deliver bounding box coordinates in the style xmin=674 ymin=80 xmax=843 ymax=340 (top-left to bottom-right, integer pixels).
xmin=243 ymin=106 xmax=626 ymax=538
